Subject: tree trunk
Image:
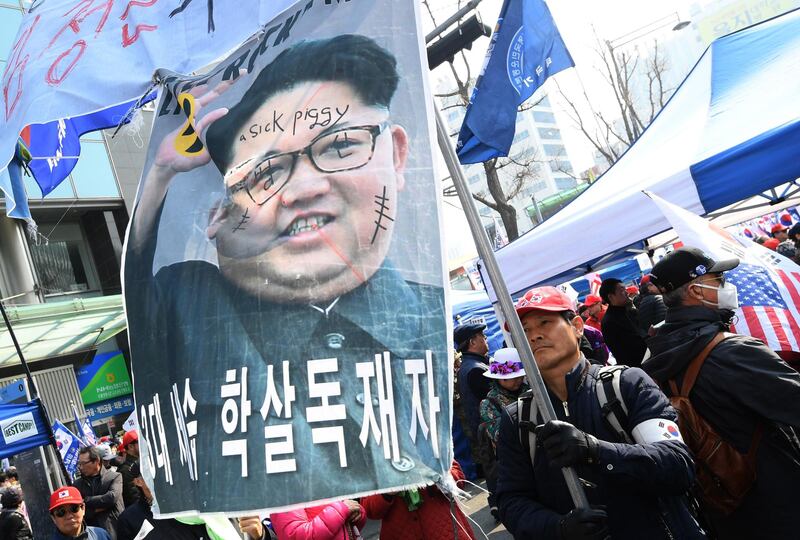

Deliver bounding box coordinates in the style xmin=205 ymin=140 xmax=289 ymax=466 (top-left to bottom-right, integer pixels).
xmin=484 ymin=162 xmax=519 ymax=240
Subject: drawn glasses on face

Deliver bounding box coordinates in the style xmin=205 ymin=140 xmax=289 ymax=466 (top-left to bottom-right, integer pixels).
xmin=225 ymin=122 xmax=390 ymax=206
xmin=52 ymin=504 xmax=83 ymax=518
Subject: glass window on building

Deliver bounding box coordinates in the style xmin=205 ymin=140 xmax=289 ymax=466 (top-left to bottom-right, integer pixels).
xmin=555 ymin=177 xmax=578 ymax=191
xmin=513 ymin=129 xmax=529 ymax=143
xmin=468 ymin=174 xmax=481 ymax=185
xmin=533 ymin=111 xmax=556 ymax=124
xmin=538 ymin=127 xmax=561 ymax=139
xmin=537 ymin=95 xmax=551 ymax=107
xmin=27 ymin=223 xmax=100 ymax=298
xmin=479 ymin=206 xmax=493 ymax=217
xmin=549 ymin=161 xmax=574 ymax=175
xmin=543 ymin=143 xmax=566 ymax=157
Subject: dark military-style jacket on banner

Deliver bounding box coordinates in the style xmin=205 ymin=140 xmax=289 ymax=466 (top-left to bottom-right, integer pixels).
xmin=125 ymin=205 xmax=450 ymax=513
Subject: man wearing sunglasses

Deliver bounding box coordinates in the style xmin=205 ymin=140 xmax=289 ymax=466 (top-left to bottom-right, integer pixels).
xmin=125 ymin=34 xmax=447 ymax=509
xmin=49 ymin=487 xmax=110 ymax=540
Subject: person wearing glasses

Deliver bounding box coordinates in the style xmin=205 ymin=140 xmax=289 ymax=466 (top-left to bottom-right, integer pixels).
xmin=126 ymin=34 xmax=447 ymax=509
xmin=49 ymin=487 xmax=111 ymax=540
xmin=73 ymin=447 xmax=123 ymax=540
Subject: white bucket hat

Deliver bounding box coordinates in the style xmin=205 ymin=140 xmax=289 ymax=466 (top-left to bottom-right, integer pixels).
xmin=483 ymin=348 xmax=526 ymax=380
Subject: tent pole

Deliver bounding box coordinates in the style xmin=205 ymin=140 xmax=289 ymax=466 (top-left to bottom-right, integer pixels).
xmin=0 ymin=300 xmax=71 ymax=486
xmin=434 ymin=106 xmax=589 ymax=509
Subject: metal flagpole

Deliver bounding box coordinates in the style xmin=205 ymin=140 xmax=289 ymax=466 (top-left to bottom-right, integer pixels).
xmin=0 ymin=299 xmax=71 ymax=486
xmin=434 ymin=106 xmax=589 ymax=509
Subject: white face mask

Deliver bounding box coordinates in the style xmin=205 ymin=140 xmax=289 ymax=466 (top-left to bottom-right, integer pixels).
xmin=693 ymin=281 xmax=739 ymax=311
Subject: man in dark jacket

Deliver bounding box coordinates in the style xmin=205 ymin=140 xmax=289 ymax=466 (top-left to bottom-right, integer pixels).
xmin=645 ymin=246 xmax=800 ymax=539
xmin=495 ymin=286 xmax=704 ymax=540
xmin=116 ymin=431 xmax=140 ymax=507
xmin=636 ymin=274 xmax=667 ymax=334
xmin=454 ymin=322 xmax=491 ymax=446
xmin=74 ymin=446 xmax=124 ymax=540
xmin=599 ymin=278 xmax=648 ymax=367
xmin=49 ymin=487 xmax=111 ymax=540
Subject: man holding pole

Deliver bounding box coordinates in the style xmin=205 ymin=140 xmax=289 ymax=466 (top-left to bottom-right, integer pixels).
xmin=494 ymin=286 xmax=704 ymax=539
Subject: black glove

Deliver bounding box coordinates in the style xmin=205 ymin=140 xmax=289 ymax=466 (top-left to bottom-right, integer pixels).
xmin=535 ymin=420 xmax=599 ymax=467
xmin=559 ymin=507 xmax=609 ymax=540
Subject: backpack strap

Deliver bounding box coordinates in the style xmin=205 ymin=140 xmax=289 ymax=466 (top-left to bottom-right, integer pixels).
xmin=516 ymin=390 xmax=538 ymax=465
xmin=669 ymin=332 xmax=764 ymax=461
xmin=596 ymin=366 xmax=634 ymax=444
xmin=670 ymin=332 xmax=732 ymax=397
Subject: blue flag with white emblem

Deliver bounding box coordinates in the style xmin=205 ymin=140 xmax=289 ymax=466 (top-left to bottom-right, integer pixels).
xmin=456 ymin=0 xmax=574 ymax=164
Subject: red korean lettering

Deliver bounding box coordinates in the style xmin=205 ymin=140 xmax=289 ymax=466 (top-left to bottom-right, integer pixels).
xmin=2 ymin=14 xmax=40 ymax=120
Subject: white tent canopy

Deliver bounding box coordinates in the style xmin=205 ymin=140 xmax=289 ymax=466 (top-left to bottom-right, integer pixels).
xmin=481 ymin=9 xmax=800 ymax=301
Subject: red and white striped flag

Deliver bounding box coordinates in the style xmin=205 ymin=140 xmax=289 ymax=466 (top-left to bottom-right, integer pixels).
xmin=646 ymin=192 xmax=800 ymax=352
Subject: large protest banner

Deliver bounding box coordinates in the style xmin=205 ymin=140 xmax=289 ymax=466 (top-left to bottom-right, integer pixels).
xmin=123 ymin=0 xmax=451 ymax=514
xmin=0 ymin=0 xmax=297 ymax=174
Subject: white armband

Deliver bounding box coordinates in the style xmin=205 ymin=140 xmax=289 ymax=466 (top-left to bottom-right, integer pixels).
xmin=631 ymin=418 xmax=684 ymax=444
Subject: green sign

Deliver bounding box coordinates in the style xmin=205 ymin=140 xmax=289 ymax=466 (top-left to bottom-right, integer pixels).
xmin=75 ymin=351 xmax=133 ymax=405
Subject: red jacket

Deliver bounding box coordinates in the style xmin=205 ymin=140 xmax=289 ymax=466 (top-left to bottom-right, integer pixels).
xmin=271 ymin=501 xmax=366 ymax=540
xmin=361 ymin=462 xmax=476 ymax=540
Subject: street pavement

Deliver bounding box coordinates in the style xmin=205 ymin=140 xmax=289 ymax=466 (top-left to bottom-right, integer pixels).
xmin=360 ymin=480 xmax=513 ymax=539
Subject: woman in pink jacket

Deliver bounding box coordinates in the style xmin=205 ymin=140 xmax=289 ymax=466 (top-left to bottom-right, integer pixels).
xmin=271 ymin=499 xmax=366 ymax=540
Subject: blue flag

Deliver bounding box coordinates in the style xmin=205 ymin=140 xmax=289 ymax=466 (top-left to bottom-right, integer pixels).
xmin=52 ymin=420 xmax=81 ymax=480
xmin=21 ymin=96 xmax=154 ymax=197
xmin=456 ymin=0 xmax=574 ymax=164
xmin=0 ymin=142 xmax=32 ymax=221
xmin=0 ymin=400 xmax=52 ymax=459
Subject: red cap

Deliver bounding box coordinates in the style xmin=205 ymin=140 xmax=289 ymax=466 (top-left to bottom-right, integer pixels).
xmin=515 ymin=287 xmax=575 ymax=316
xmin=772 ymin=223 xmax=788 ymax=234
xmin=584 ymin=294 xmax=602 ymax=307
xmin=49 ymin=486 xmax=83 ymax=511
xmin=626 ymin=285 xmax=639 ymax=295
xmin=764 ymin=237 xmax=780 ymax=250
xmin=640 ymin=274 xmax=653 ymax=285
xmin=120 ymin=430 xmax=138 ymax=451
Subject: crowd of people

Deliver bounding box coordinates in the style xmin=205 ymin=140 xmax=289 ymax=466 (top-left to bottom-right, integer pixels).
xmin=454 ymin=245 xmax=800 ymax=539
xmin=3 ymin=245 xmax=800 ymax=539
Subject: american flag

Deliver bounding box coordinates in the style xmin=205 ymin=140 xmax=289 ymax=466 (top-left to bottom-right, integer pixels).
xmin=728 ymin=263 xmax=800 ymax=352
xmin=646 ymin=192 xmax=800 ymax=353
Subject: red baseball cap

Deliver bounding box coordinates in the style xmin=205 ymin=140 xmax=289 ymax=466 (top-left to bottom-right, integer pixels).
xmin=771 ymin=223 xmax=788 ymax=234
xmin=764 ymin=237 xmax=780 ymax=250
xmin=49 ymin=486 xmax=83 ymax=511
xmin=583 ymin=294 xmax=602 ymax=307
xmin=516 ymin=287 xmax=575 ymax=316
xmin=640 ymin=274 xmax=653 ymax=285
xmin=626 ymin=285 xmax=639 ymax=295
xmin=120 ymin=430 xmax=138 ymax=451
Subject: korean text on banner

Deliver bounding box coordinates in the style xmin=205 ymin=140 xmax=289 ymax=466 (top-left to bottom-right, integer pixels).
xmin=0 ymin=400 xmax=50 ymax=460
xmin=123 ymin=0 xmax=451 ymax=514
xmin=646 ymin=192 xmax=800 ymax=353
xmin=52 ymin=420 xmax=81 ymax=479
xmin=456 ymin=0 xmax=574 ymax=164
xmin=0 ymin=0 xmax=298 ymax=206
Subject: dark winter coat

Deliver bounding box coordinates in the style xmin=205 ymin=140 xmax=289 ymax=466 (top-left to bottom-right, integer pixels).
xmin=116 ymin=456 xmax=140 ymax=508
xmin=0 ymin=509 xmax=32 ymax=540
xmin=495 ymin=357 xmax=704 ymax=540
xmin=645 ymin=305 xmax=800 ymax=539
xmin=637 ymin=294 xmax=667 ymax=333
xmin=457 ymin=352 xmax=490 ymax=438
xmin=74 ymin=467 xmax=124 ymax=540
xmin=116 ymin=500 xmax=209 ymax=540
xmin=601 ymin=304 xmax=648 ymax=367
